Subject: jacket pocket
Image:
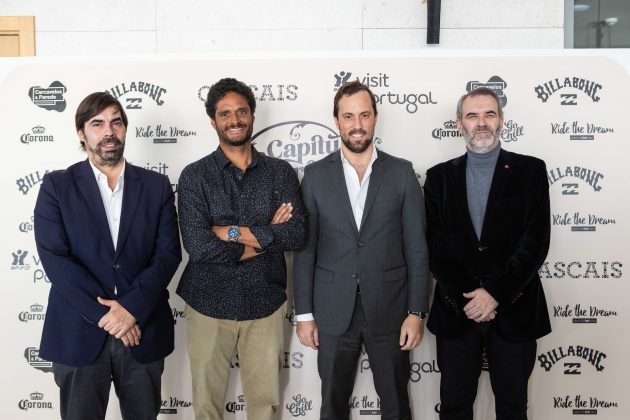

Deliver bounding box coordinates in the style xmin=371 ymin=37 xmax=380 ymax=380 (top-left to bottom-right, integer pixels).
xmin=314 ymin=266 xmax=334 ymax=284
xmin=384 ymin=265 xmax=407 ymax=282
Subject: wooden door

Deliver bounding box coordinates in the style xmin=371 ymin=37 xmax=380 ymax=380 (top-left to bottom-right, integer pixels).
xmin=0 ymin=16 xmax=35 ymax=56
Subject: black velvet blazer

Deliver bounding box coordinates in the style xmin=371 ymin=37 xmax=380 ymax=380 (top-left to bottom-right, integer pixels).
xmin=424 ymin=149 xmax=551 ymax=342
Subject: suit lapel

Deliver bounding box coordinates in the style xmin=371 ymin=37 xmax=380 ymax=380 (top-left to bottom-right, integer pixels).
xmin=76 ymin=160 xmax=116 ymax=255
xmin=480 ymin=149 xmax=512 ymax=242
xmin=116 ymin=163 xmax=142 ymax=257
xmin=359 ymin=152 xmax=385 ymax=233
xmin=449 ymin=154 xmax=479 ymax=242
xmin=328 ymin=151 xmax=359 ymax=234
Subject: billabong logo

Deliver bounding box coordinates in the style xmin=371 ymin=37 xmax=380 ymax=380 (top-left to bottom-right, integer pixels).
xmin=17 ymin=169 xmax=51 ymax=195
xmin=225 ymin=395 xmax=246 ymax=413
xmin=538 ymin=345 xmax=606 ymax=372
xmin=552 ymin=211 xmax=616 ymax=232
xmin=135 ymin=124 xmax=197 ymax=144
xmin=198 ymin=83 xmax=298 ymax=103
xmin=11 ymin=249 xmax=30 ymax=270
xmin=24 ymin=347 xmax=53 ymax=373
xmin=28 ymin=81 xmax=67 ymax=112
xmin=349 ymin=395 xmax=381 ymax=415
xmin=553 ymin=304 xmax=618 ymax=324
xmin=18 ymin=392 xmax=53 ymax=411
xmin=286 ymin=394 xmax=313 ymax=417
xmin=563 ymin=362 xmax=581 ymax=374
xmin=105 ymin=81 xmax=167 ymax=107
xmin=560 ymin=93 xmax=578 ymax=105
xmin=539 ymin=261 xmax=622 ymax=279
xmin=562 ymin=183 xmax=578 ymax=195
xmin=466 ymin=76 xmax=508 ymax=108
xmin=547 ymin=166 xmax=604 ymax=193
xmin=534 ymin=77 xmax=602 ymax=103
xmin=553 ymin=394 xmax=618 ymax=414
xmin=125 ymin=97 xmax=142 ymax=109
xmin=21 ymin=125 xmax=54 ymax=145
xmin=159 ymin=396 xmax=192 ymax=414
xmin=19 ymin=303 xmax=46 ymax=323
xmin=334 ymin=71 xmax=354 ymax=90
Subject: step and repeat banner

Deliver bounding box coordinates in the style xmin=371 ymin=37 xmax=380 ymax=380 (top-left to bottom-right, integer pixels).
xmin=1 ymin=50 xmax=628 ymax=419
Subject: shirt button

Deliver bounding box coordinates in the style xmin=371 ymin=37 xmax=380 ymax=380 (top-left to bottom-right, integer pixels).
xmin=113 ymin=264 xmax=121 ymax=269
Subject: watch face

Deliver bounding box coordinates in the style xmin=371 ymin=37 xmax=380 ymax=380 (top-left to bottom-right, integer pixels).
xmin=228 ymin=226 xmax=240 ymax=241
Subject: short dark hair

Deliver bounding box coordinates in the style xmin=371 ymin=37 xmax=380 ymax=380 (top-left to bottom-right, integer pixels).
xmin=75 ymin=92 xmax=128 ymax=150
xmin=456 ymin=87 xmax=504 ymax=120
xmin=205 ymin=78 xmax=256 ymax=119
xmin=333 ymin=80 xmax=378 ymax=118
xmin=75 ymin=92 xmax=128 ymax=131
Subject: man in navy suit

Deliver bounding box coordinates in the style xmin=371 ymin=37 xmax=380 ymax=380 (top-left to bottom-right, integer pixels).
xmin=424 ymin=87 xmax=551 ymax=420
xmin=34 ymin=92 xmax=182 ymax=420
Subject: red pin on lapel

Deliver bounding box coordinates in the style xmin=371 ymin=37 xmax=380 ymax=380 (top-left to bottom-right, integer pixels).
xmin=504 ymin=163 xmax=510 ymax=169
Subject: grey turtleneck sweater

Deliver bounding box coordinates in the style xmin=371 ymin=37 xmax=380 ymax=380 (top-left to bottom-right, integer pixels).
xmin=466 ymin=146 xmax=500 ymax=239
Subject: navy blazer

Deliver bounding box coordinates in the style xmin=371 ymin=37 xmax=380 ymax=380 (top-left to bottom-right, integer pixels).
xmin=34 ymin=159 xmax=182 ymax=367
xmin=424 ymin=149 xmax=551 ymax=342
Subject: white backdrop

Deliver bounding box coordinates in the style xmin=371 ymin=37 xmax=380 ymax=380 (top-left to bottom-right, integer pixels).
xmin=1 ymin=50 xmax=628 ymax=419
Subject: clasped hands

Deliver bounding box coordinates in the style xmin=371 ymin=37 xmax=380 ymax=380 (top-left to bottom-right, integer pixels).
xmin=463 ymin=288 xmax=498 ymax=323
xmin=97 ymin=297 xmax=140 ymax=347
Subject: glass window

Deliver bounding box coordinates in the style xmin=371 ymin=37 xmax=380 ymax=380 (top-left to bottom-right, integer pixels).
xmin=573 ymin=0 xmax=630 ymax=48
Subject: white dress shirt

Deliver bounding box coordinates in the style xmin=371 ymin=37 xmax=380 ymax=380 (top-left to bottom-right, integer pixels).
xmin=89 ymin=160 xmax=125 ymax=294
xmin=89 ymin=160 xmax=125 ymax=251
xmin=296 ymin=146 xmax=378 ymax=322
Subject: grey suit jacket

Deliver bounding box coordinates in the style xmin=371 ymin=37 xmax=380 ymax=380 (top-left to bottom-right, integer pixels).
xmin=293 ymin=149 xmax=430 ymax=336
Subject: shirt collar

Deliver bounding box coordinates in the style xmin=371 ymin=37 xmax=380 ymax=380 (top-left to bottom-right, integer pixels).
xmin=215 ymin=144 xmax=261 ymax=171
xmin=340 ymin=144 xmax=378 ymax=167
xmin=89 ymin=159 xmax=126 ymax=183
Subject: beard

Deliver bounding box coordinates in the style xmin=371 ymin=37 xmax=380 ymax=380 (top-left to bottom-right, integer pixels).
xmin=218 ymin=123 xmax=253 ymax=147
xmin=87 ymin=137 xmax=125 ymax=167
xmin=462 ymin=125 xmax=501 ymax=152
xmin=340 ymin=129 xmax=374 ymax=154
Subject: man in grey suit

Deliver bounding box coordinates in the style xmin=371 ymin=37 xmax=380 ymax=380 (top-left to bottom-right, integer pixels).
xmin=293 ymin=81 xmax=430 ymax=420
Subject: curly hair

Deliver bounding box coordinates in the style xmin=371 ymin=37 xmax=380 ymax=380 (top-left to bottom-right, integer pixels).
xmin=205 ymin=78 xmax=256 ymax=119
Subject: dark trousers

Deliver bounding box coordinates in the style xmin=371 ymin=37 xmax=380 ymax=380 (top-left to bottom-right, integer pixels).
xmin=436 ymin=322 xmax=536 ymax=420
xmin=53 ymin=335 xmax=164 ymax=420
xmin=318 ymin=294 xmax=411 ymax=420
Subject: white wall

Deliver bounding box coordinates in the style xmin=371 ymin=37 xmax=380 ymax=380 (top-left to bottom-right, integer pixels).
xmin=0 ymin=0 xmax=565 ymax=55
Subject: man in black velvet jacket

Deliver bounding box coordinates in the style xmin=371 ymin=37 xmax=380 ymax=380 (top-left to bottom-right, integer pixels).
xmin=424 ymin=87 xmax=551 ymax=420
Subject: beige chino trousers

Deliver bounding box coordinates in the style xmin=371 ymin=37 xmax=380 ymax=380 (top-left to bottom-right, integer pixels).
xmin=185 ymin=302 xmax=286 ymax=420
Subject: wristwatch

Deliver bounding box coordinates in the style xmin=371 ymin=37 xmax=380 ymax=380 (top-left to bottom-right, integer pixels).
xmin=227 ymin=226 xmax=241 ymax=243
xmin=408 ymin=311 xmax=427 ymax=319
